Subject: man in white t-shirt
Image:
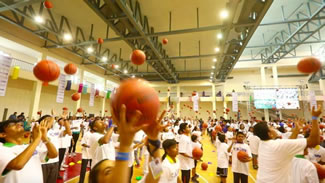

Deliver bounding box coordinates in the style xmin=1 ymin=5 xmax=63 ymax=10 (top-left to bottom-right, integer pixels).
xmin=0 ymin=118 xmax=58 ymax=183
xmin=178 ymin=123 xmax=194 ymax=183
xmin=228 ymin=132 xmax=252 ymax=183
xmin=253 ymin=106 xmax=322 ymax=183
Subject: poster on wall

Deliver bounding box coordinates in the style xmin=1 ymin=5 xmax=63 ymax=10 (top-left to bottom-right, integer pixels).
xmin=232 ymin=92 xmax=238 ymax=112
xmin=56 ymin=74 xmax=66 ymax=103
xmin=89 ymin=83 xmax=95 ymax=107
xmin=192 ymin=93 xmax=199 ymax=111
xmin=309 ymin=90 xmax=317 ymax=110
xmin=0 ymin=55 xmax=12 ymax=96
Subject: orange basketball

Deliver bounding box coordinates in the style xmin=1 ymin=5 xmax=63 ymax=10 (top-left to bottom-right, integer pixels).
xmin=237 ymin=151 xmax=249 ymax=162
xmin=33 ymin=60 xmax=60 ymax=85
xmin=110 ymin=78 xmax=160 ymax=126
xmin=320 ymin=124 xmax=325 ymax=129
xmin=62 ymin=107 xmax=68 ymax=111
xmin=162 ymin=38 xmax=168 ymax=45
xmin=297 ymin=57 xmax=321 ymax=73
xmin=313 ymin=162 xmax=325 ymax=179
xmin=202 ymin=123 xmax=208 ymax=128
xmin=77 ymin=108 xmax=83 ymax=113
xmin=226 ymin=108 xmax=230 ymax=112
xmin=215 ymin=125 xmax=222 ymax=132
xmin=64 ymin=63 xmax=77 ymax=75
xmin=211 ymin=130 xmax=217 ymax=137
xmin=71 ymin=93 xmax=81 ymax=101
xmin=192 ymin=147 xmax=203 ymax=160
xmin=201 ymin=162 xmax=208 ymax=170
xmin=131 ymin=50 xmax=146 ymax=65
xmin=43 ymin=0 xmax=53 ymax=8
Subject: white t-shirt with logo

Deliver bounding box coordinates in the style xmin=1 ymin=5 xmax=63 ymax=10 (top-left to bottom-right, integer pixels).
xmin=0 ymin=144 xmax=47 ymax=183
xmin=256 ymin=138 xmax=307 ymax=183
xmin=247 ymin=135 xmax=260 ymax=155
xmin=217 ymin=142 xmax=229 ymax=168
xmin=231 ymin=143 xmax=251 ymax=175
xmin=71 ymin=120 xmax=82 ymax=133
xmin=225 ymin=131 xmax=234 ymax=146
xmin=178 ymin=134 xmax=194 ymax=170
xmin=89 ymin=132 xmax=115 ymax=167
xmin=159 ymin=156 xmax=180 ymax=183
xmin=307 ymin=146 xmax=325 ymax=163
xmin=291 ymin=157 xmax=319 ymax=183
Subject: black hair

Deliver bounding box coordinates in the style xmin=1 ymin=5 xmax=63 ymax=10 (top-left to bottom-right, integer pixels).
xmin=192 ymin=126 xmax=198 ymax=132
xmin=278 ymin=126 xmax=285 ymax=133
xmin=262 ymin=117 xmax=265 ymax=121
xmin=236 ymin=131 xmax=245 ymax=137
xmin=179 ymin=123 xmax=188 ymax=133
xmin=113 ymin=127 xmax=118 ymax=133
xmin=89 ymin=118 xmax=101 ymax=131
xmin=162 ymin=139 xmax=178 ymax=161
xmin=191 ymin=134 xmax=198 ymax=142
xmin=253 ymin=122 xmax=270 ymax=140
xmin=178 ymin=129 xmax=182 ymax=135
xmin=37 ymin=115 xmax=52 ymax=123
xmin=218 ymin=133 xmax=226 ymax=142
xmin=0 ymin=119 xmax=23 ymax=143
xmin=89 ymin=159 xmax=108 ymax=183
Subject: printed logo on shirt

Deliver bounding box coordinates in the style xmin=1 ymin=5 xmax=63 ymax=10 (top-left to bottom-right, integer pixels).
xmin=314 ymin=154 xmax=321 ymax=158
xmin=33 ymin=150 xmax=38 ymax=156
xmin=233 ymin=147 xmax=247 ymax=152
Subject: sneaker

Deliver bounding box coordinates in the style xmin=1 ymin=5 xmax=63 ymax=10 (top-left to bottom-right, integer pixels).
xmin=72 ymin=153 xmax=76 ymax=157
xmin=191 ymin=177 xmax=199 ymax=183
xmin=62 ymin=164 xmax=69 ymax=168
xmin=60 ymin=167 xmax=65 ymax=171
xmin=194 ymin=174 xmax=199 ymax=179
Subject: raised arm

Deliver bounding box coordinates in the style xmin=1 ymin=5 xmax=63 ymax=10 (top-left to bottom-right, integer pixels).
xmin=307 ymin=105 xmax=322 ymax=148
xmin=6 ymin=124 xmax=42 ymax=170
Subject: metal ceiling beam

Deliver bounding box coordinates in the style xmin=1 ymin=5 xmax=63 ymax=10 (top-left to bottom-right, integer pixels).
xmin=215 ymin=0 xmax=274 ymax=81
xmin=261 ymin=2 xmax=325 ymax=64
xmin=113 ymin=0 xmax=178 ymax=83
xmin=0 ymin=1 xmax=135 ymax=77
xmin=84 ymin=0 xmax=173 ymax=82
xmin=0 ymin=0 xmax=42 ymax=12
xmin=247 ymin=39 xmax=325 ymax=49
xmin=44 ymin=15 xmax=325 ymax=49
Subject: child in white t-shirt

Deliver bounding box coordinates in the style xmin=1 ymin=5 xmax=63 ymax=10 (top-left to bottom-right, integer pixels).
xmin=191 ymin=134 xmax=202 ymax=182
xmin=159 ymin=139 xmax=181 ymax=183
xmin=247 ymin=134 xmax=260 ymax=169
xmin=291 ymin=148 xmax=319 ymax=183
xmin=217 ymin=133 xmax=229 ymax=183
xmin=228 ymin=132 xmax=252 ymax=183
xmin=178 ymin=123 xmax=194 ymax=183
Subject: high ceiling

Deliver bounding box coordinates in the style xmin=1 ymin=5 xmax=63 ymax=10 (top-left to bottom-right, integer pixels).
xmin=1 ymin=0 xmax=323 ymax=83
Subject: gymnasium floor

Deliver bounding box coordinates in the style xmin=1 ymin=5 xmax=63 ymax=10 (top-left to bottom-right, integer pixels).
xmin=60 ymin=134 xmax=257 ymax=183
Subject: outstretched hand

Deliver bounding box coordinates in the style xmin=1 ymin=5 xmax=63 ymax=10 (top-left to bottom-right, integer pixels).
xmin=293 ymin=118 xmax=305 ymax=130
xmin=312 ymin=105 xmax=322 ymax=117
xmin=142 ymin=110 xmax=169 ymax=140
xmin=111 ymin=104 xmax=146 ymax=148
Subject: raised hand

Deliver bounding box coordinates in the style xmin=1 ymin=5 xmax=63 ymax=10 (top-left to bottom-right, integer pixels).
xmin=294 ymin=118 xmax=305 ymax=130
xmin=142 ymin=110 xmax=168 ymax=140
xmin=32 ymin=123 xmax=41 ymax=141
xmin=111 ymin=104 xmax=145 ymax=148
xmin=312 ymin=105 xmax=322 ymax=117
xmin=61 ymin=110 xmax=68 ymax=119
xmin=39 ymin=119 xmax=49 ymax=142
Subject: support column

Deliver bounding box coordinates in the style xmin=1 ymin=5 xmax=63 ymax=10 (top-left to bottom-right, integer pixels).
xmin=101 ymin=80 xmax=107 ymax=117
xmin=212 ymin=84 xmax=216 ymax=118
xmin=223 ymin=101 xmax=228 ymax=119
xmin=272 ymin=65 xmax=279 ymax=86
xmin=75 ymin=69 xmax=84 ymax=112
xmin=28 ymin=80 xmax=42 ymax=120
xmin=176 ymin=85 xmax=180 ymax=117
xmin=319 ymin=79 xmax=325 ymax=113
xmin=260 ymin=66 xmax=269 ymax=121
xmin=167 ymin=86 xmax=170 ymax=110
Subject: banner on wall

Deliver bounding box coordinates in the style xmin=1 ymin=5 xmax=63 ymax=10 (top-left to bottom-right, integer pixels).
xmin=56 ymin=74 xmax=66 ymax=103
xmin=89 ymin=83 xmax=95 ymax=107
xmin=309 ymin=90 xmax=317 ymax=110
xmin=0 ymin=55 xmax=12 ymax=96
xmin=192 ymin=93 xmax=199 ymax=111
xmin=232 ymin=92 xmax=238 ymax=112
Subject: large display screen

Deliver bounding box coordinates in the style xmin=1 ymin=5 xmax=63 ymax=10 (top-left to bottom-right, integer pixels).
xmin=253 ymin=88 xmax=299 ymax=109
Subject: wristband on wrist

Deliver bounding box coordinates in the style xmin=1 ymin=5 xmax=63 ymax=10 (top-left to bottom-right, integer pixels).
xmin=312 ymin=116 xmax=318 ymax=120
xmin=116 ymin=152 xmax=129 ymax=161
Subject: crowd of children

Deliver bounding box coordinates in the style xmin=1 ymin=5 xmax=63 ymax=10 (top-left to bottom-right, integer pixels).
xmin=1 ymin=105 xmax=325 ymax=183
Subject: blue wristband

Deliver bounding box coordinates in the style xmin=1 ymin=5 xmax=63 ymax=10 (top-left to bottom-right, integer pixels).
xmin=116 ymin=152 xmax=129 ymax=161
xmin=312 ymin=116 xmax=318 ymax=120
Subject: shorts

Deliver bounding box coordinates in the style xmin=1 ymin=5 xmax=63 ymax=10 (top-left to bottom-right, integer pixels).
xmin=217 ymin=167 xmax=228 ymax=177
xmin=252 ymin=154 xmax=258 ymax=158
